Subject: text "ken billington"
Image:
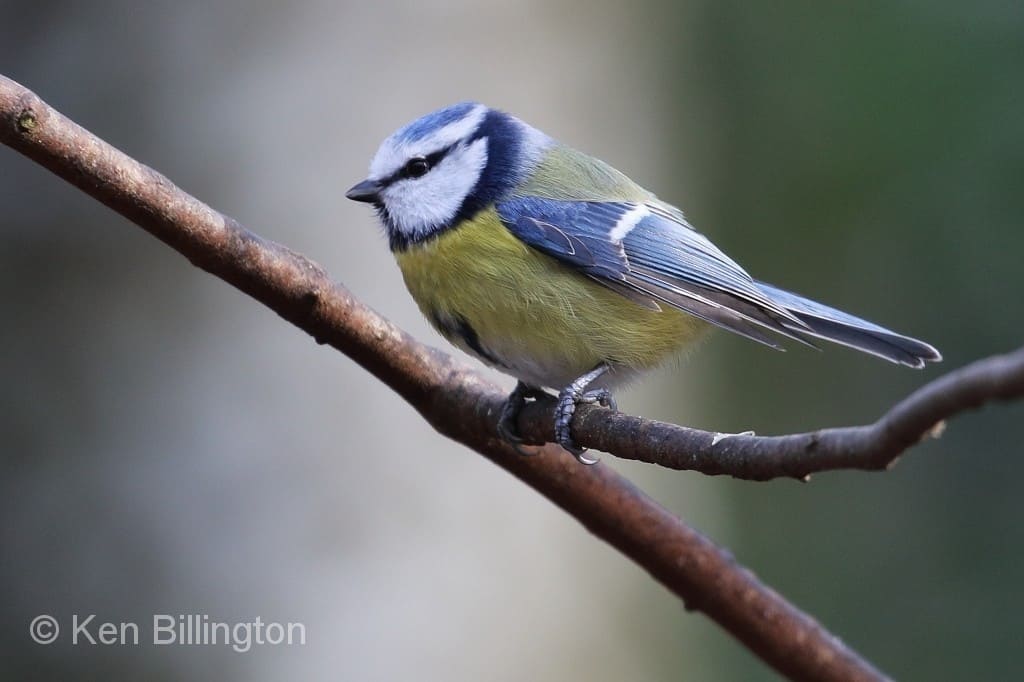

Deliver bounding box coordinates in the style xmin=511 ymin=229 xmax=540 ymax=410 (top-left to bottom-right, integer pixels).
xmin=70 ymin=614 xmax=305 ymax=653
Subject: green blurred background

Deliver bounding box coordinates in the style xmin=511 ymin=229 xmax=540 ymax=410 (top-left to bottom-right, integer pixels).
xmin=1 ymin=2 xmax=1021 ymax=680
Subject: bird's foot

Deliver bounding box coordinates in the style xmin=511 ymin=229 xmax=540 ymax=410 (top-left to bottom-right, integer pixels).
xmin=555 ymin=365 xmax=616 ymax=464
xmin=498 ymin=381 xmax=548 ymax=454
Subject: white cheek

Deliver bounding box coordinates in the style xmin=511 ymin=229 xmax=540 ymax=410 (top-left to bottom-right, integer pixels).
xmin=382 ymin=138 xmax=488 ymax=240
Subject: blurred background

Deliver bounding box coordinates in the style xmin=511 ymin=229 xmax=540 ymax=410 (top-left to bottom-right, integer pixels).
xmin=1 ymin=1 xmax=1021 ymax=679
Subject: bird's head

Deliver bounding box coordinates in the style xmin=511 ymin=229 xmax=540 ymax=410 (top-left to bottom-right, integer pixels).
xmin=347 ymin=102 xmax=550 ymax=250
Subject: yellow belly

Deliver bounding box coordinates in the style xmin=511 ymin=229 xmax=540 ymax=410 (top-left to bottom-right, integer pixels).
xmin=394 ymin=208 xmax=706 ymax=388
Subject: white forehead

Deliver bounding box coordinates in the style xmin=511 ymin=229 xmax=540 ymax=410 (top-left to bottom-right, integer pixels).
xmin=368 ymin=103 xmax=489 ymax=180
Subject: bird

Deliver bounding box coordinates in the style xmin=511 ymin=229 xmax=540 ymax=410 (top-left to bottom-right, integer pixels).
xmin=346 ymin=102 xmax=941 ymax=463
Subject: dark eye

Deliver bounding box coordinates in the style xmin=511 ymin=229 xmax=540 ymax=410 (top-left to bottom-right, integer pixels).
xmin=403 ymin=157 xmax=430 ymax=179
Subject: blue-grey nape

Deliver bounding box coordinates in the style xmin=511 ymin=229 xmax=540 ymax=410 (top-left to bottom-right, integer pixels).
xmin=449 ymin=109 xmax=532 ymax=232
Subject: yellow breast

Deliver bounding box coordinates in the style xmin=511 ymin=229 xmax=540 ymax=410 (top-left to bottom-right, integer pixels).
xmin=394 ymin=208 xmax=706 ymax=388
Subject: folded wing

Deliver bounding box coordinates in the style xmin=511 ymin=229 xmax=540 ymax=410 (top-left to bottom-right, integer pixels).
xmin=497 ymin=197 xmax=940 ymax=367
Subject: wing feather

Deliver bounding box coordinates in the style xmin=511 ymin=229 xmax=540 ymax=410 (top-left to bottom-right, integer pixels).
xmin=497 ymin=197 xmax=811 ymax=349
xmin=495 ymin=196 xmax=939 ymax=366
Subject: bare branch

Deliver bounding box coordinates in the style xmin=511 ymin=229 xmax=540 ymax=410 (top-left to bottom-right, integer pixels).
xmin=509 ymin=346 xmax=1023 ymax=480
xmin=13 ymin=73 xmax=1017 ymax=681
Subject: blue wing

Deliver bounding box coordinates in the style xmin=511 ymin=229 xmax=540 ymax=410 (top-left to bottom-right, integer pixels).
xmin=497 ymin=196 xmax=941 ymax=367
xmin=753 ymin=281 xmax=940 ymax=367
xmin=497 ymin=197 xmax=814 ymax=350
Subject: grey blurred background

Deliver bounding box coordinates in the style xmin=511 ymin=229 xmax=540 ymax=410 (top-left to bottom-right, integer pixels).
xmin=1 ymin=2 xmax=1021 ymax=680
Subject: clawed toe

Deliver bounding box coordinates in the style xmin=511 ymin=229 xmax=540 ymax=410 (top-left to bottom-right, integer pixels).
xmin=500 ymin=368 xmax=618 ymax=465
xmin=579 ymin=388 xmax=616 ymax=411
xmin=497 ymin=406 xmax=525 ymax=445
xmin=498 ymin=382 xmax=547 ymax=455
xmin=554 ymin=365 xmax=617 ymax=464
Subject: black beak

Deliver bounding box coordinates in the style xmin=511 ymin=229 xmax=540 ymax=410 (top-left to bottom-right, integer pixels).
xmin=345 ymin=178 xmax=382 ymax=203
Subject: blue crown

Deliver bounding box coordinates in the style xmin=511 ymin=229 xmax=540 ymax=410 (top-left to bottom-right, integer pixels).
xmin=392 ymin=101 xmax=482 ymax=145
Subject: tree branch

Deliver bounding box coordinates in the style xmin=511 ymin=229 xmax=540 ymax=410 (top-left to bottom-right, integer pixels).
xmin=7 ymin=73 xmax=1015 ymax=681
xmin=518 ymin=345 xmax=1024 ymax=480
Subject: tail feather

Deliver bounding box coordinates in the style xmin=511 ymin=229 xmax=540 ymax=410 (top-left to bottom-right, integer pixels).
xmin=756 ymin=281 xmax=942 ymax=369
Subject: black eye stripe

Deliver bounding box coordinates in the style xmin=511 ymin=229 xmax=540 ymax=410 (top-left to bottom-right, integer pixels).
xmin=382 ymin=144 xmax=456 ymax=186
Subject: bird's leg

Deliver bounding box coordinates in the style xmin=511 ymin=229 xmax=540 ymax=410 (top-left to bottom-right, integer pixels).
xmin=555 ymin=364 xmax=617 ymax=464
xmin=498 ymin=381 xmax=548 ymax=451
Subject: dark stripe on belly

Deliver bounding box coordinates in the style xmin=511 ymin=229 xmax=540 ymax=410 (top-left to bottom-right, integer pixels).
xmin=431 ymin=311 xmax=506 ymax=368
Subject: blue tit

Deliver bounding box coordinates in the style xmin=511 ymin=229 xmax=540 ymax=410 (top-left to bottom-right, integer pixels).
xmin=346 ymin=102 xmax=941 ymax=463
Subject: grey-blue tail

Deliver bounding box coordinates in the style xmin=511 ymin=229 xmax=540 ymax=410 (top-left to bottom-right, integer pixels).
xmin=756 ymin=281 xmax=942 ymax=369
